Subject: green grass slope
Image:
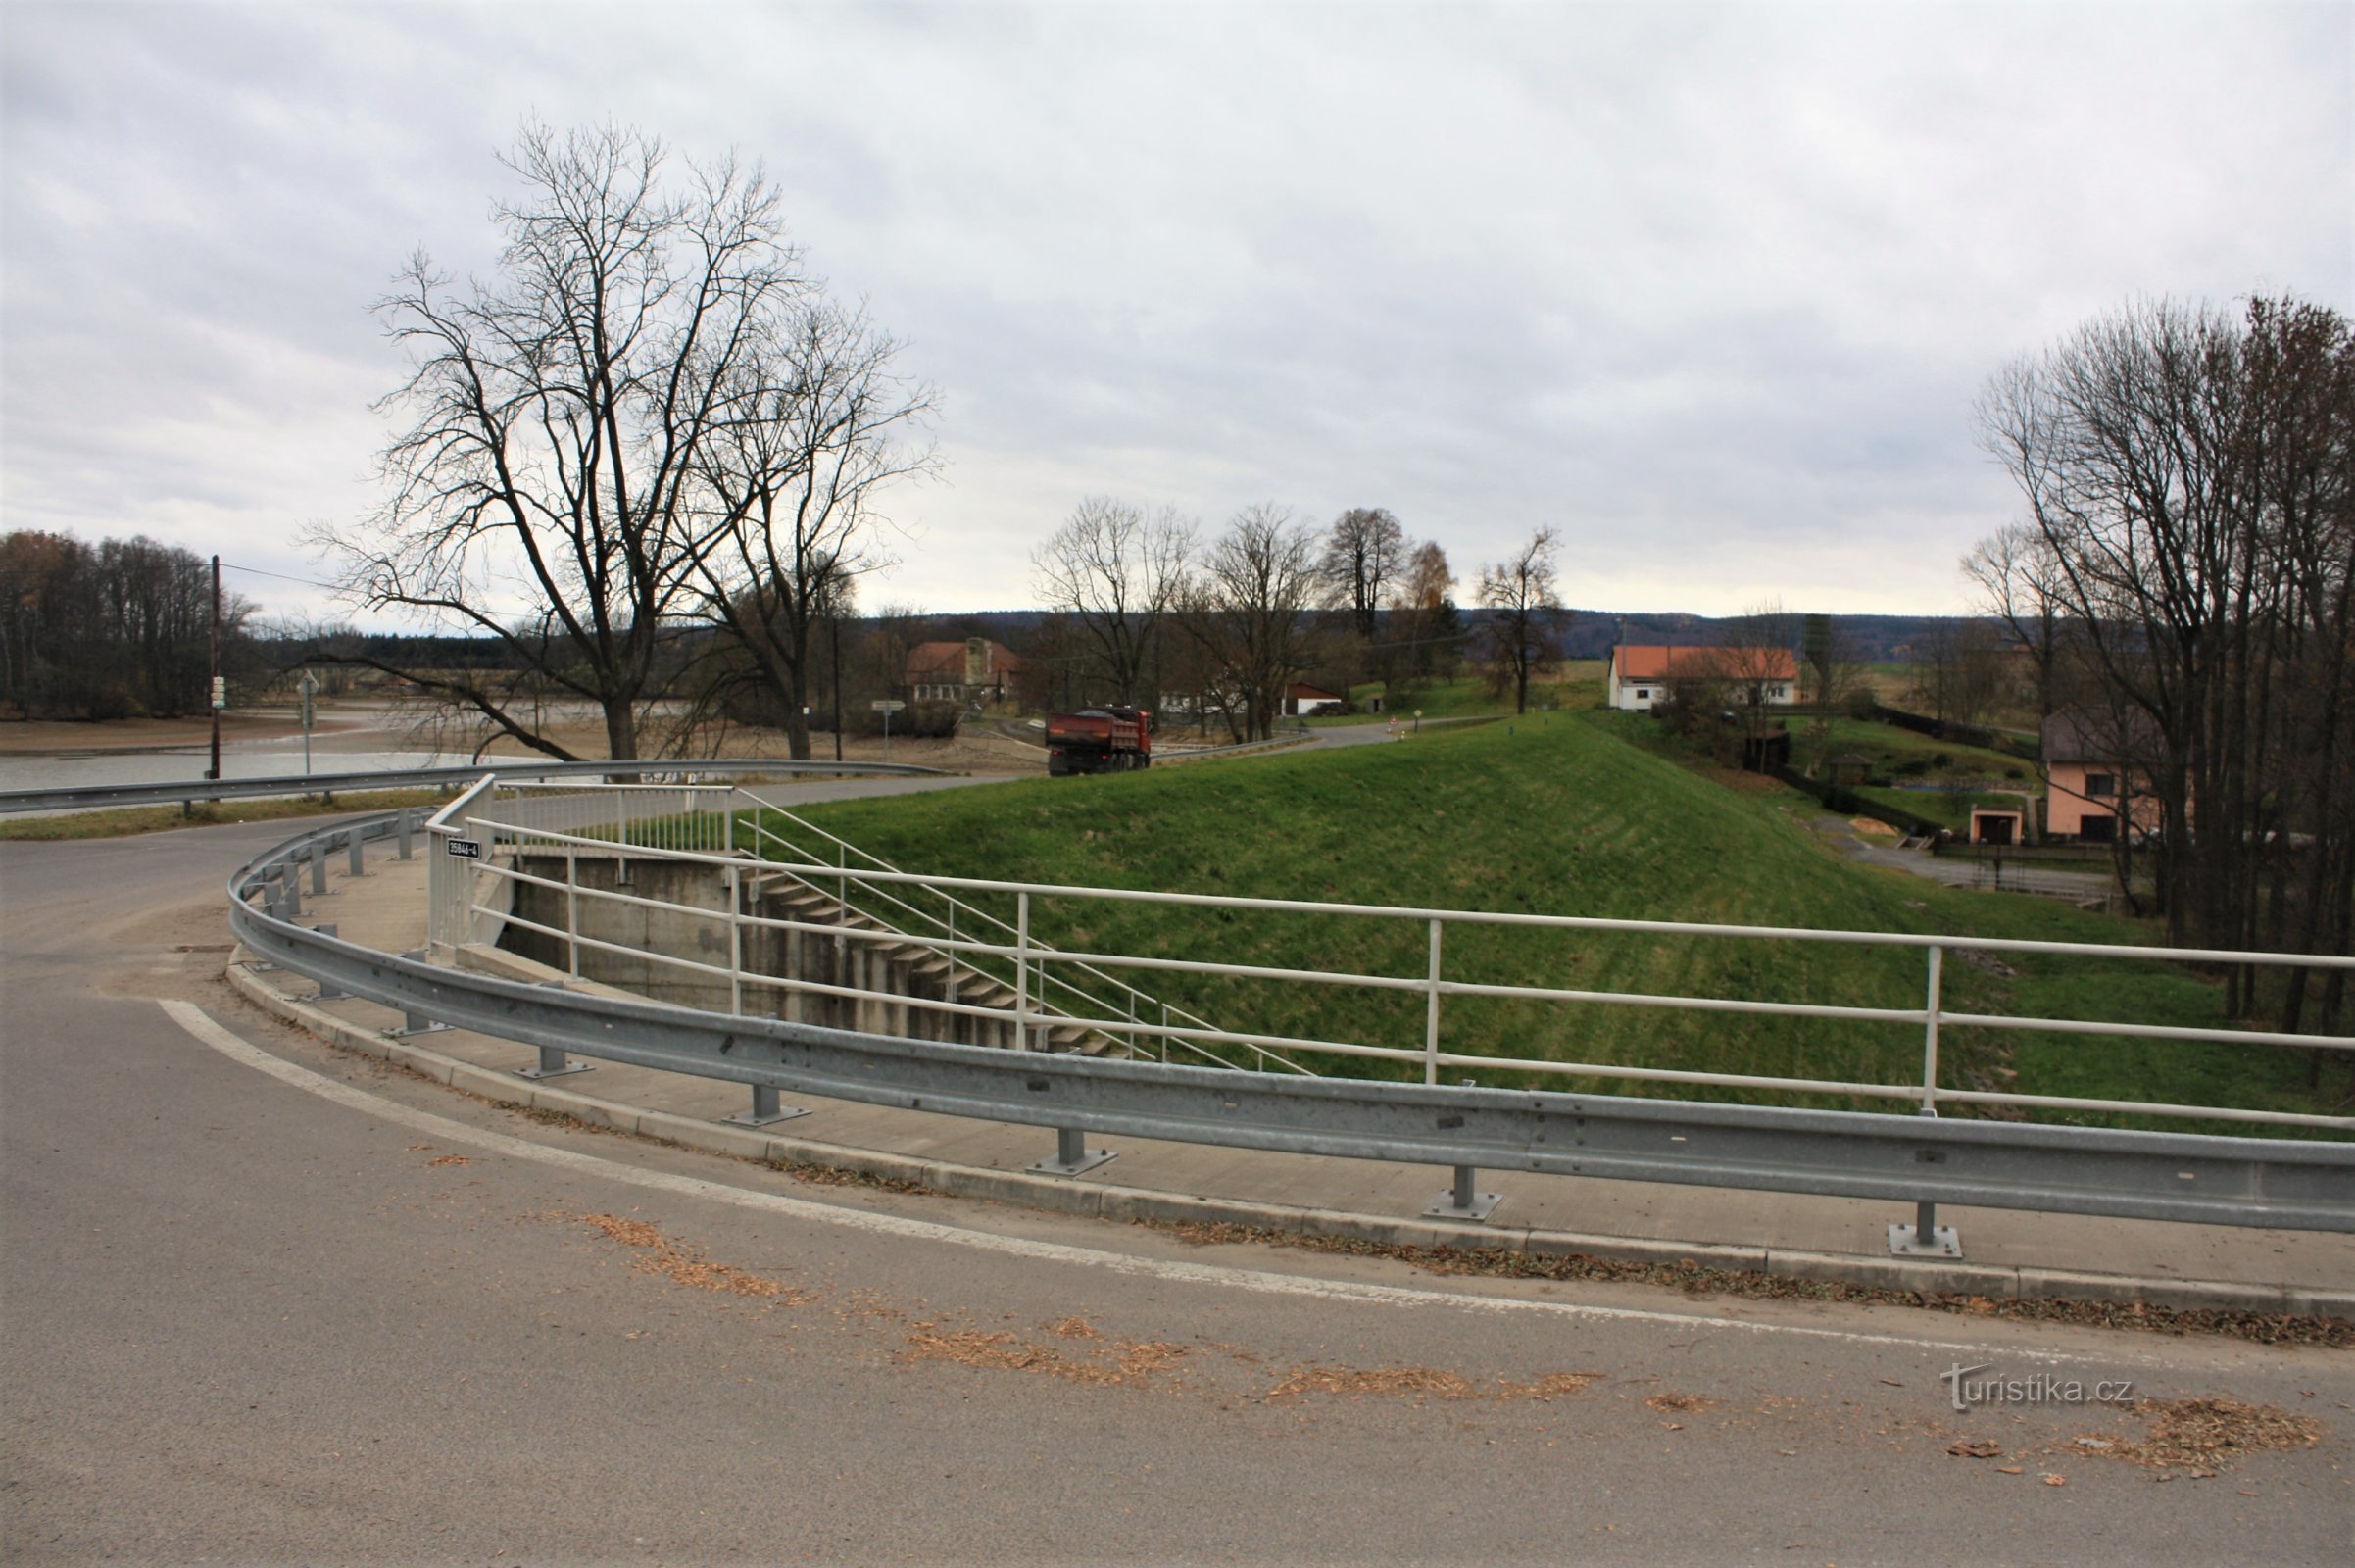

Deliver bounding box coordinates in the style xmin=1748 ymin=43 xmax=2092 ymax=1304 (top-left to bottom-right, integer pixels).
xmin=759 ymin=713 xmax=2341 ymax=1132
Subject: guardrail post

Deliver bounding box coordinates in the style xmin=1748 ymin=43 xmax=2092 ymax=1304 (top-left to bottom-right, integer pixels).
xmin=308 ymin=846 xmax=327 ymax=898
xmin=1029 ymin=1125 xmax=1114 ymax=1177
xmin=308 ymin=924 xmax=347 ymax=999
xmin=397 ymin=810 xmax=414 ymax=859
xmin=1425 ymin=918 xmax=1445 ymax=1086
xmin=279 ymin=866 xmax=302 ymax=920
xmin=725 ymin=1083 xmax=807 ymax=1128
xmin=519 ymin=1044 xmax=591 ymax=1081
xmin=1423 ymin=1162 xmax=1501 ymax=1223
xmin=346 ymin=829 xmax=366 ymax=878
xmin=384 ymin=953 xmax=450 ymax=1036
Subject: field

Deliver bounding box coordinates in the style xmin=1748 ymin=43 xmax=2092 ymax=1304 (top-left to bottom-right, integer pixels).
xmin=757 ymin=710 xmax=2345 ymax=1134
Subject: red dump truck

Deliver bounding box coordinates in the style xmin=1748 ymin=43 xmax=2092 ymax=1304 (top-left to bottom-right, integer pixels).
xmin=1045 ymin=706 xmax=1153 ymax=775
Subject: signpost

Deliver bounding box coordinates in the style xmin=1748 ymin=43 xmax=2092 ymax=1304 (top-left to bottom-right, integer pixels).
xmin=871 ymin=698 xmax=905 ymax=762
xmin=298 ymin=670 xmax=319 ymax=776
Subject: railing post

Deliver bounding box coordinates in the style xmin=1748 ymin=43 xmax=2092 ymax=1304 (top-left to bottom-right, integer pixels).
xmin=1014 ymin=891 xmax=1031 ymax=1051
xmin=727 ymin=864 xmax=744 ymax=1017
xmin=1892 ymin=942 xmax=1961 ymax=1258
xmin=1920 ymin=944 xmax=1943 ymax=1115
xmin=1425 ymin=918 xmax=1445 ymax=1086
xmin=397 ymin=810 xmax=414 ymax=859
xmin=566 ymin=850 xmax=580 ymax=978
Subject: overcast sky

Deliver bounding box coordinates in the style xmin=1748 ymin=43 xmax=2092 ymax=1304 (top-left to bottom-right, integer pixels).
xmin=4 ymin=1 xmax=2348 ymax=628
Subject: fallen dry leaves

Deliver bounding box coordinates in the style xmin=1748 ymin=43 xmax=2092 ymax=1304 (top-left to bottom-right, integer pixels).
xmin=900 ymin=1327 xmax=1190 ymax=1389
xmin=2086 ymin=1397 xmax=2326 ymax=1474
xmin=1263 ymin=1364 xmax=1603 ymax=1403
xmin=570 ymin=1212 xmax=813 ymax=1303
xmin=1134 ymin=1219 xmax=2355 ymax=1348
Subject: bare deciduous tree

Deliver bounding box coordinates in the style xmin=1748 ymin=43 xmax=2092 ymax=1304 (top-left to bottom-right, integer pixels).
xmin=1975 ymin=294 xmax=2355 ymax=1035
xmin=315 ymin=122 xmax=812 ymax=760
xmin=1318 ymin=507 xmax=1408 ymax=641
xmin=689 ymin=301 xmax=936 ymax=758
xmin=1475 ymin=527 xmax=1565 ymax=714
xmin=1177 ymin=504 xmax=1319 ymax=742
xmin=1030 ymin=497 xmax=1195 ymax=708
xmin=1961 ymin=522 xmax=2070 ymax=726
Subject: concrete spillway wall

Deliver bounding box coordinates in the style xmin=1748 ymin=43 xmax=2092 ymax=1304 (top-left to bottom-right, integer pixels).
xmin=502 ymin=851 xmax=1031 ymax=1049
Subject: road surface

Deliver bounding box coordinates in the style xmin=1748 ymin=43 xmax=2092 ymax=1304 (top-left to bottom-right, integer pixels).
xmin=3 ymin=808 xmax=2349 ymax=1564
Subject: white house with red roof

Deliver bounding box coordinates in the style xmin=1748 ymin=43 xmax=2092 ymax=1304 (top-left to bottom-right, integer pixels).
xmin=1607 ymin=644 xmax=1799 ymax=711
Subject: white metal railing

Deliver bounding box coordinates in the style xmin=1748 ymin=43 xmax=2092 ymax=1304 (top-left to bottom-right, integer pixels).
xmin=728 ymin=801 xmax=1301 ymax=1074
xmin=455 ymin=781 xmax=1298 ymax=1074
xmin=437 ymin=795 xmax=2355 ymax=1132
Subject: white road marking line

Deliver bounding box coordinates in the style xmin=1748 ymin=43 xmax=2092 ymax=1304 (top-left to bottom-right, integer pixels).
xmin=164 ymin=998 xmax=2080 ymax=1360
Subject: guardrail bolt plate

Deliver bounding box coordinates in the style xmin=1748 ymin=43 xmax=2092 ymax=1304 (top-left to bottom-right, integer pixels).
xmin=725 ymin=1084 xmax=808 ymax=1128
xmin=1029 ymin=1126 xmax=1115 ymax=1177
xmin=1888 ymin=1200 xmax=1962 ymax=1259
xmin=517 ymin=1046 xmax=592 ymax=1081
xmin=1423 ymin=1164 xmax=1503 ymax=1223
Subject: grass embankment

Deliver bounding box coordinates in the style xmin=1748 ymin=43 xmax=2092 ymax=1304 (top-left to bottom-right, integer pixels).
xmin=1303 ymin=663 xmax=1606 ymax=727
xmin=753 ymin=711 xmax=2340 ymax=1133
xmin=0 ymin=787 xmax=456 ymax=841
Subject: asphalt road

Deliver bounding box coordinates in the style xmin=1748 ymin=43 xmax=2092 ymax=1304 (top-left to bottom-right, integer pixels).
xmin=4 ymin=814 xmax=2351 ymax=1565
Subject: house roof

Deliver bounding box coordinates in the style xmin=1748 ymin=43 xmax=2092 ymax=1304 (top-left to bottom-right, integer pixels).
xmin=1285 ymin=681 xmax=1346 ymax=701
xmin=1611 ymin=644 xmax=1799 ymax=683
xmin=2041 ymin=708 xmax=2158 ymax=764
xmin=905 ymin=639 xmax=1024 ymax=680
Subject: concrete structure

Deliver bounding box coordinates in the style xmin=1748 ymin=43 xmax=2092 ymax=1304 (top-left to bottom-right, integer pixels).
xmin=1608 ymin=645 xmax=1798 ymax=711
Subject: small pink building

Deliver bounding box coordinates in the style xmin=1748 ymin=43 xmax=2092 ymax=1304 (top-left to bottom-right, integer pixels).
xmin=2042 ymin=710 xmax=2167 ymax=844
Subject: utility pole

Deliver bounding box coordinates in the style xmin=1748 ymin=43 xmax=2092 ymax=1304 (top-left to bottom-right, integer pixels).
xmin=831 ymin=613 xmax=844 ymax=763
xmin=207 ymin=555 xmax=222 ymax=781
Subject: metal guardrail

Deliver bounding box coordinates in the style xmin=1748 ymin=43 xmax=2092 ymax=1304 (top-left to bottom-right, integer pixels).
xmin=0 ymin=757 xmax=948 ymax=816
xmin=453 ymin=808 xmax=2355 ymax=1135
xmin=226 ymin=808 xmax=2355 ymax=1250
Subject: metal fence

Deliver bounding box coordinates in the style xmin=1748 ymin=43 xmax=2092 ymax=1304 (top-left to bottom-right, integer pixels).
xmin=440 ymin=780 xmax=2355 ymax=1135
xmin=435 ymin=781 xmax=1294 ymax=1074
xmin=225 ymin=806 xmax=2355 ymax=1246
xmin=0 ymin=755 xmax=948 ymax=817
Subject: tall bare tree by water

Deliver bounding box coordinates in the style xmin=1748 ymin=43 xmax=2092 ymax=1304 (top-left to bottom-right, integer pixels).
xmin=316 ymin=122 xmax=817 ymax=760
xmin=688 ymin=300 xmax=936 ymax=758
xmin=1476 ymin=527 xmax=1565 ymax=714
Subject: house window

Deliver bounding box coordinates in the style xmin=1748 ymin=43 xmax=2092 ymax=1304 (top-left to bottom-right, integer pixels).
xmin=2079 ymin=813 xmax=2117 ymax=844
xmin=1636 ymin=689 xmax=1650 ymax=701
xmin=2086 ymin=773 xmax=2116 ymax=799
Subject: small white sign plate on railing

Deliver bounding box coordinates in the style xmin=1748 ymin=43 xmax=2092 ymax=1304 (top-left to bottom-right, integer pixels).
xmin=445 ymin=838 xmax=483 ymax=859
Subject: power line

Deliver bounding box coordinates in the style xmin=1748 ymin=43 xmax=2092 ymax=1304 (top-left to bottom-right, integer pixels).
xmin=221 ymin=561 xmax=343 ymax=591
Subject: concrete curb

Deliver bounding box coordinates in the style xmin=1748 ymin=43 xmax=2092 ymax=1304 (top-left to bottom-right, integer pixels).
xmin=225 ymin=960 xmax=2355 ymax=1321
